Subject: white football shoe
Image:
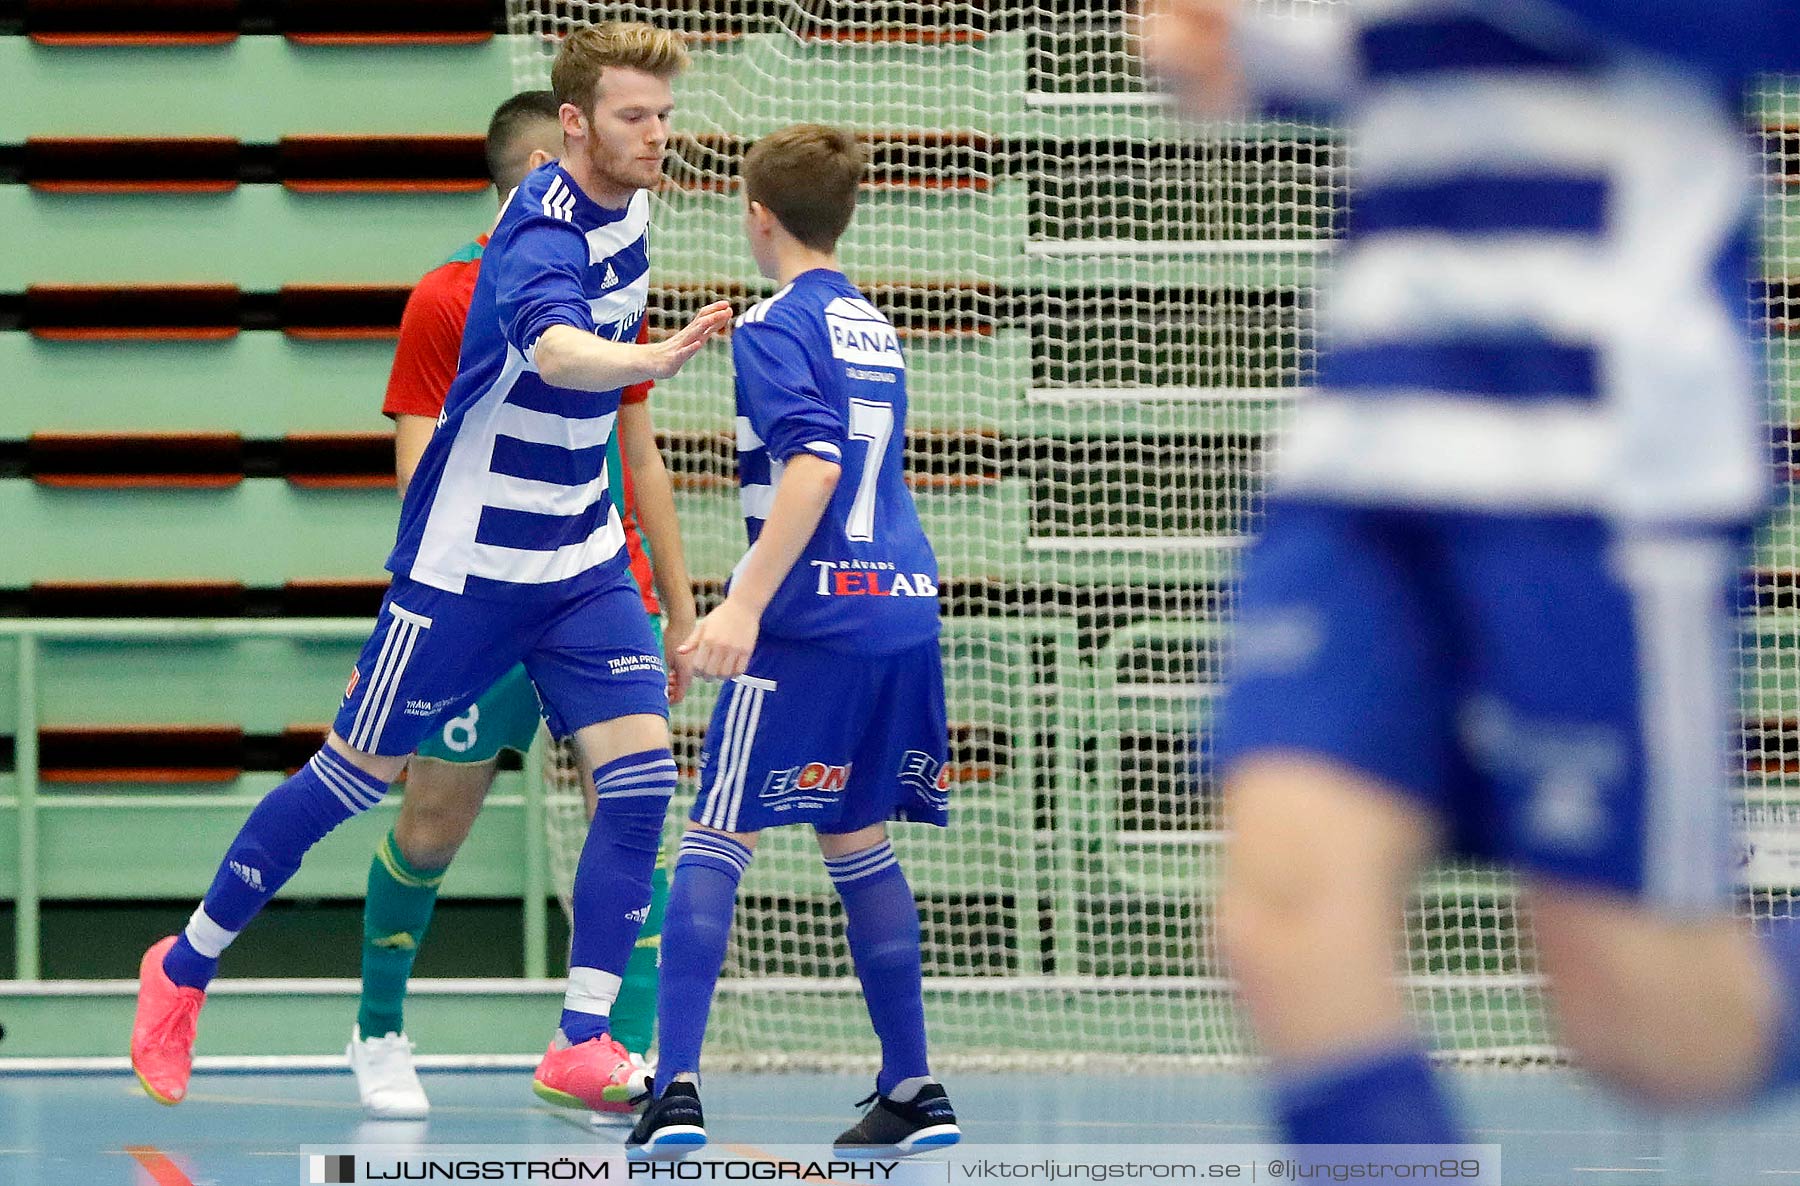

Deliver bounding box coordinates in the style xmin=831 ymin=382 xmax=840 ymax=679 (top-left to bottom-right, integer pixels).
xmin=348 ymin=1025 xmax=430 ymax=1120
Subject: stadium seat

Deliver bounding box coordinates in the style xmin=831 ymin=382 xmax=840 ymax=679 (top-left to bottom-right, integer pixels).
xmin=25 ymin=0 xmax=239 ymax=46
xmin=38 ymin=723 xmax=244 ymax=784
xmin=22 ymin=137 xmax=241 ymax=193
xmin=0 ymin=334 xmax=397 ymax=435
xmin=26 ymin=580 xmax=249 ymax=618
xmin=280 ymin=0 xmax=496 ymax=45
xmin=280 ymin=432 xmax=394 ymax=489
xmin=25 ymin=284 xmax=239 ymax=341
xmin=278 ymin=135 xmax=488 ymax=193
xmin=27 ymin=431 xmax=243 ymax=488
xmin=277 ymin=285 xmax=409 ymax=339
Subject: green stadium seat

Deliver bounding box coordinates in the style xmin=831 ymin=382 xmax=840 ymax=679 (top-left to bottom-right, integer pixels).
xmin=0 ymin=188 xmax=493 ymax=287
xmin=0 ymin=37 xmax=509 ymax=140
xmin=0 ymin=478 xmax=395 ymax=584
xmin=0 ymin=334 xmax=398 ymax=435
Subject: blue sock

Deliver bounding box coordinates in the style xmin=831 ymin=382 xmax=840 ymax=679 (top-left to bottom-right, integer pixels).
xmin=163 ymin=748 xmax=389 ymax=989
xmin=825 ymin=841 xmax=931 ymax=1094
xmin=561 ymin=750 xmax=677 ymax=1045
xmin=653 ymin=830 xmax=754 ymax=1093
xmin=1274 ymin=1043 xmax=1464 ymax=1147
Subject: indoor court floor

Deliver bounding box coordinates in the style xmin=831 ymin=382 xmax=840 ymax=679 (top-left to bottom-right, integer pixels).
xmin=6 ymin=1067 xmax=1800 ymax=1185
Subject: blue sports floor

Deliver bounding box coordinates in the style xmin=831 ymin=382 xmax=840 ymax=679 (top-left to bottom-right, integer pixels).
xmin=6 ymin=1068 xmax=1800 ymax=1185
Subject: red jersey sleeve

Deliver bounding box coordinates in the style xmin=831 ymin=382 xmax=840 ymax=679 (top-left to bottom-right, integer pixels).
xmin=621 ymin=319 xmax=654 ymax=406
xmin=382 ymin=261 xmax=475 ymax=420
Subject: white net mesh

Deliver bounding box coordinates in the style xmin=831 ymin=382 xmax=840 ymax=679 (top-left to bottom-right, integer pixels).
xmin=518 ymin=3 xmax=1794 ymax=1069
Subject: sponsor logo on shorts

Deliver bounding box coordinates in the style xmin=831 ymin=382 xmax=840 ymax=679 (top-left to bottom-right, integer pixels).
xmin=761 ymin=761 xmax=853 ymax=813
xmin=230 ymin=860 xmax=265 ymax=891
xmin=441 ymin=705 xmax=480 ymax=753
xmin=625 ymin=904 xmax=650 ymax=924
xmin=1231 ymin=606 xmax=1324 ymax=676
xmin=898 ymin=750 xmax=953 ymax=811
xmin=402 ymin=695 xmax=460 ymax=719
xmin=343 ymin=667 xmax=361 ymax=701
xmin=1459 ymin=696 xmax=1624 ymax=849
xmin=809 ymin=560 xmax=937 ymax=598
xmin=608 ymin=653 xmax=666 ymax=677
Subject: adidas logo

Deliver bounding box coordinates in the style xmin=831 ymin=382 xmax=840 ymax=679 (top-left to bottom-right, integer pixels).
xmin=625 ymin=904 xmax=650 ymax=924
xmin=371 ymin=932 xmax=417 ymax=952
xmin=602 ymin=263 xmax=620 ymax=289
xmin=230 ymin=861 xmax=265 ymax=891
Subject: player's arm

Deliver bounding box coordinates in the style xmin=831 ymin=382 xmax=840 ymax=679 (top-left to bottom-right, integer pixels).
xmin=495 ymin=211 xmax=729 ymax=390
xmin=618 ymin=396 xmax=700 ymax=704
xmin=394 ymin=415 xmax=436 ymax=497
xmin=684 ymin=454 xmax=840 ymax=681
xmin=682 ymin=322 xmax=846 ymax=681
xmin=383 ymin=267 xmax=466 ymax=496
xmin=531 ymin=309 xmax=730 ymax=392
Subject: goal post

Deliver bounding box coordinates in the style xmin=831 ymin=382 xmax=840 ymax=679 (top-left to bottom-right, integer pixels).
xmin=516 ymin=1 xmax=1800 ymax=1069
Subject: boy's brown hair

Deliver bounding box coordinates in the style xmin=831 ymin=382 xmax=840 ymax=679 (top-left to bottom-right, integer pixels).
xmin=551 ymin=22 xmax=690 ymax=111
xmin=743 ymin=124 xmax=868 ymax=251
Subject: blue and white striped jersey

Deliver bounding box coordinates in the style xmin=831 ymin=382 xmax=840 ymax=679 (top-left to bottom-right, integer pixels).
xmin=388 ymin=162 xmax=651 ymax=599
xmin=1244 ymin=0 xmax=1798 ymax=526
xmin=731 ymin=269 xmax=940 ymax=653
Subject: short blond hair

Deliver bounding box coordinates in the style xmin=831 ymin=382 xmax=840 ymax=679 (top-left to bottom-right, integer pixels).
xmin=551 ymin=22 xmax=689 ymax=111
xmin=744 ymin=124 xmax=868 ymax=251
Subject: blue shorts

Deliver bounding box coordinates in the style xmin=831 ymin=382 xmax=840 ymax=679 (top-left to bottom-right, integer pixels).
xmin=1213 ymin=500 xmax=1743 ymax=911
xmin=333 ymin=574 xmax=667 ymax=758
xmin=689 ymin=636 xmax=951 ymax=834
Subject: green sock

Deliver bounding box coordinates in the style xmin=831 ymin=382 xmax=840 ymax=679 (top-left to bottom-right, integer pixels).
xmin=608 ymin=855 xmax=668 ymax=1057
xmin=358 ymin=830 xmax=447 ymax=1039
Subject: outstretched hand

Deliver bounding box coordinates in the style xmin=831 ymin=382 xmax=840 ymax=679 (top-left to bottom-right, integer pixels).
xmin=649 ymin=300 xmax=734 ymax=380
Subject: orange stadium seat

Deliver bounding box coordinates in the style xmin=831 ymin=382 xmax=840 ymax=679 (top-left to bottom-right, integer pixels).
xmin=277 ymin=284 xmax=410 ymax=340
xmin=23 ymin=138 xmax=241 ymax=194
xmin=38 ymin=724 xmax=246 ymax=784
xmin=280 ymin=433 xmax=395 ymax=490
xmin=278 ymin=135 xmax=489 ymax=194
xmin=26 ymin=580 xmax=250 ymax=618
xmin=26 ymin=284 xmax=241 ymax=341
xmin=27 ymin=432 xmax=245 ymax=489
xmin=25 ymin=0 xmax=239 ymax=45
xmin=280 ymin=0 xmax=495 ymax=45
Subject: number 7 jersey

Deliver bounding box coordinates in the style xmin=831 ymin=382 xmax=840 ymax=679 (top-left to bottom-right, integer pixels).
xmin=730 ymin=268 xmax=940 ymax=654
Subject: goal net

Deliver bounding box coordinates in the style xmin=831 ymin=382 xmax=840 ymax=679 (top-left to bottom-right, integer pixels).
xmin=515 ymin=1 xmax=1798 ymax=1069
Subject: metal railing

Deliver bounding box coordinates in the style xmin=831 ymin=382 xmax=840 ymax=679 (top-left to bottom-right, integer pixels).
xmin=0 ymin=619 xmax=552 ymax=981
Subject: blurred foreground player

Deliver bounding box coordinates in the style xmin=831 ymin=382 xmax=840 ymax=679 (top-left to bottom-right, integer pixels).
xmin=349 ymin=90 xmax=689 ymax=1119
xmin=1144 ymin=0 xmax=1800 ymax=1151
xmin=626 ymin=125 xmax=960 ymax=1159
xmin=130 ymin=22 xmax=730 ymax=1109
